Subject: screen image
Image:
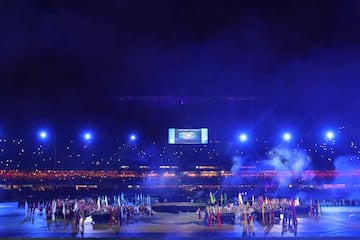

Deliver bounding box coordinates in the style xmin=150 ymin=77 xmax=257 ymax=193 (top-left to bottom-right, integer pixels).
xmin=168 ymin=128 xmax=208 ymax=144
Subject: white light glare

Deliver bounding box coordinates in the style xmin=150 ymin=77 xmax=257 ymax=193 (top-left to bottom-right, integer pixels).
xmin=130 ymin=134 xmax=136 ymax=141
xmin=283 ymin=132 xmax=292 ymax=141
xmin=39 ymin=131 xmax=47 ymax=139
xmin=239 ymin=133 xmax=248 ymax=142
xmin=84 ymin=133 xmax=92 ymax=141
xmin=326 ymin=131 xmax=334 ymax=140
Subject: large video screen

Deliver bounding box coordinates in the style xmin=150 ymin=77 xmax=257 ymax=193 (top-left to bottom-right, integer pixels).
xmin=168 ymin=128 xmax=208 ymax=144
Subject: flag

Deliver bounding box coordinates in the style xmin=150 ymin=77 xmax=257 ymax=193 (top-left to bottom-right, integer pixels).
xmin=136 ymin=193 xmax=140 ymax=203
xmin=97 ymin=197 xmax=101 ymax=211
xmin=62 ymin=202 xmax=66 ymax=219
xmin=203 ymin=208 xmax=209 ymax=226
xmin=74 ymin=199 xmax=78 ymax=212
xmin=238 ymin=193 xmax=243 ymax=205
xmin=212 ymin=193 xmax=216 ymax=205
xmin=224 ymin=193 xmax=227 ymax=205
xmin=51 ymin=199 xmax=57 ymax=221
xmin=220 ymin=193 xmax=223 ymax=206
xmin=24 ymin=201 xmax=28 ymax=217
xmin=147 ymin=195 xmax=152 ymax=213
xmin=217 ymin=208 xmax=222 ymax=227
xmin=121 ymin=192 xmax=125 ymax=204
xmin=105 ymin=196 xmax=108 ymax=207
xmin=209 ymin=192 xmax=215 ymax=205
xmin=252 ymin=195 xmax=255 ymax=205
xmin=261 ymin=201 xmax=265 ymax=223
xmin=292 ymin=199 xmax=298 ymax=224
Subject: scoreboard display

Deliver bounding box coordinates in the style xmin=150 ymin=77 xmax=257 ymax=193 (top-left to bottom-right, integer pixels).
xmin=168 ymin=128 xmax=208 ymax=144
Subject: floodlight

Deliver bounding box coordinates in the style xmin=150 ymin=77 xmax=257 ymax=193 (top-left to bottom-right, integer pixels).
xmin=39 ymin=130 xmax=48 ymax=139
xmin=83 ymin=132 xmax=92 ymax=141
xmin=283 ymin=132 xmax=292 ymax=141
xmin=239 ymin=133 xmax=248 ymax=142
xmin=129 ymin=134 xmax=137 ymax=141
xmin=325 ymin=131 xmax=334 ymax=140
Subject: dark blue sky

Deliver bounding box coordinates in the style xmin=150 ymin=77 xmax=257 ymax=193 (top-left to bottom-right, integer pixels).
xmin=1 ymin=0 xmax=360 ymax=136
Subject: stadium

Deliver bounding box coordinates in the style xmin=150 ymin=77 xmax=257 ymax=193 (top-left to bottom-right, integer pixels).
xmin=2 ymin=1 xmax=360 ymax=238
xmin=0 ymin=95 xmax=358 ymax=206
xmin=1 ymin=96 xmax=360 ymax=239
xmin=1 ymin=96 xmax=359 ymax=201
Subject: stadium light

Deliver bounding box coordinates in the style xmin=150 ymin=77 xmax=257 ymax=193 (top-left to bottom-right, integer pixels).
xmin=83 ymin=132 xmax=92 ymax=141
xmin=37 ymin=129 xmax=57 ymax=167
xmin=325 ymin=131 xmax=335 ymax=141
xmin=283 ymin=132 xmax=292 ymax=142
xmin=129 ymin=133 xmax=137 ymax=141
xmin=239 ymin=133 xmax=248 ymax=142
xmin=38 ymin=130 xmax=48 ymax=139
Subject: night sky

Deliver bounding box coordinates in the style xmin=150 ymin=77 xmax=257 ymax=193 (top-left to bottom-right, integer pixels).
xmin=1 ymin=0 xmax=360 ymax=137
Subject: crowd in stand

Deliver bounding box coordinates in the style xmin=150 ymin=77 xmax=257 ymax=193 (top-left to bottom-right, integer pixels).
xmin=0 ymin=125 xmax=359 ymax=171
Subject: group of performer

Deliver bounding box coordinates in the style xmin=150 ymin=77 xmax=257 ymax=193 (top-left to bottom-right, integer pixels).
xmin=281 ymin=200 xmax=298 ymax=236
xmin=201 ymin=206 xmax=223 ymax=227
xmin=200 ymin=195 xmax=324 ymax=237
xmin=22 ymin=195 xmax=152 ymax=235
xmin=196 ymin=194 xmax=307 ymax=237
xmin=240 ymin=203 xmax=255 ymax=237
xmin=196 ymin=203 xmax=256 ymax=236
xmin=21 ymin=193 xmax=324 ymax=237
xmin=308 ymin=199 xmax=321 ymax=217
